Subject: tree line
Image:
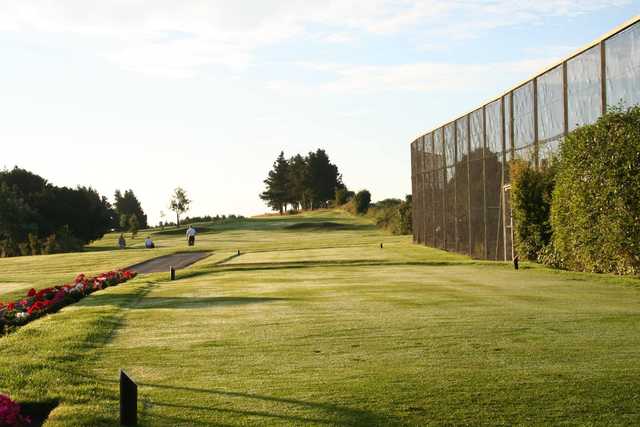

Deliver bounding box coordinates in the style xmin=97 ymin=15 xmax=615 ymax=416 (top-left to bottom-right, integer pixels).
xmin=0 ymin=167 xmax=152 ymax=257
xmin=260 ymin=149 xmax=345 ymax=213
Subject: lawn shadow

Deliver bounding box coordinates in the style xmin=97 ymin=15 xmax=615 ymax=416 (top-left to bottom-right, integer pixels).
xmin=139 ymin=383 xmax=402 ymax=426
xmin=50 ymin=368 xmax=401 ymax=426
xmin=19 ymin=399 xmax=60 ymax=427
xmin=79 ymin=294 xmax=291 ymax=310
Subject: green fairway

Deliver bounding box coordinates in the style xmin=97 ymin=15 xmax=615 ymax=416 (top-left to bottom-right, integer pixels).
xmin=1 ymin=210 xmax=640 ymax=426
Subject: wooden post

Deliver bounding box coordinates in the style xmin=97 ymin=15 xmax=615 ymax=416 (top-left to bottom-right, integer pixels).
xmin=120 ymin=370 xmax=137 ymax=426
xmin=170 ymin=266 xmax=175 ymax=281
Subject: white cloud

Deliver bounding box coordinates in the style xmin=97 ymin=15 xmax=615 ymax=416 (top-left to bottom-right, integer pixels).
xmin=269 ymin=57 xmax=561 ymax=95
xmin=0 ymin=0 xmax=630 ymax=78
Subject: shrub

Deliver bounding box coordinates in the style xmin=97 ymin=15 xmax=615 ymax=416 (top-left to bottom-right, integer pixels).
xmin=353 ymin=190 xmax=371 ymax=214
xmin=551 ymin=107 xmax=640 ymax=275
xmin=335 ymin=188 xmax=351 ymax=206
xmin=398 ymin=195 xmax=412 ymax=234
xmin=510 ymin=159 xmax=556 ymax=260
xmin=365 ymin=196 xmax=412 ymax=235
xmin=128 ymin=214 xmax=140 ymax=239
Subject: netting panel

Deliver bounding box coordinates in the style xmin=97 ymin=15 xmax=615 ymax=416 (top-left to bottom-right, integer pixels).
xmin=456 ymin=116 xmax=469 ymax=161
xmin=537 ymin=65 xmax=564 ymax=143
xmin=469 ymin=108 xmax=485 ymax=258
xmin=567 ymin=45 xmax=601 ymax=131
xmin=513 ymin=82 xmax=535 ymax=161
xmin=424 ymin=169 xmax=434 ymax=246
xmin=503 ymin=94 xmax=512 ymax=156
xmin=444 ymin=123 xmax=456 ymax=167
xmin=432 ymin=167 xmax=445 ymax=249
xmin=606 ymin=21 xmax=640 ymax=109
xmin=424 ymin=133 xmax=434 ymax=171
xmin=454 ymin=115 xmax=470 ymax=253
xmin=486 ymin=100 xmax=502 ymax=156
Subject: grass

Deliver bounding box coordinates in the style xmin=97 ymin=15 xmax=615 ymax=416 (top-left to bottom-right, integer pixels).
xmin=1 ymin=209 xmax=640 ymax=425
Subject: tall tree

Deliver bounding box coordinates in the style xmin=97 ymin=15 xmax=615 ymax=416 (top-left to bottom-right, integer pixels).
xmin=114 ymin=189 xmax=148 ymax=229
xmin=305 ymin=149 xmax=344 ymax=209
xmin=0 ymin=167 xmax=115 ymax=256
xmin=169 ymin=187 xmax=191 ymax=226
xmin=0 ymin=183 xmax=37 ymax=256
xmin=287 ymin=154 xmax=308 ymax=211
xmin=128 ymin=214 xmax=140 ymax=239
xmin=260 ymin=152 xmax=290 ymax=214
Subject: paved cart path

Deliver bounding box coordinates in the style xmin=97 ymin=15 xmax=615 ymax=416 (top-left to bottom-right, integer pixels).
xmin=127 ymin=252 xmax=211 ymax=274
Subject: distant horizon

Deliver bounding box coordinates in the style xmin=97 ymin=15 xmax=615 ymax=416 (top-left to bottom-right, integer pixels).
xmin=2 ymin=1 xmax=638 ymax=224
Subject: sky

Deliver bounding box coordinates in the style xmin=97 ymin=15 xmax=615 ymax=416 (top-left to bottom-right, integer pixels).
xmin=1 ymin=1 xmax=639 ymax=224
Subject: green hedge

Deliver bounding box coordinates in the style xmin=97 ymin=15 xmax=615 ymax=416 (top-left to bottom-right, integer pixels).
xmin=509 ymin=160 xmax=556 ymax=261
xmin=551 ymin=107 xmax=640 ymax=275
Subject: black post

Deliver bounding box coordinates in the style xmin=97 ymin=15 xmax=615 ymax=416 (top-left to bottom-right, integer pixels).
xmin=513 ymin=255 xmax=519 ymax=271
xmin=237 ymin=250 xmax=240 ymax=256
xmin=120 ymin=370 xmax=137 ymax=426
xmin=170 ymin=266 xmax=176 ymax=281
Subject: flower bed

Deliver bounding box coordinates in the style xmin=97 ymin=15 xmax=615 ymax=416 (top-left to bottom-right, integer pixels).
xmin=0 ymin=394 xmax=29 ymax=427
xmin=0 ymin=270 xmax=136 ymax=334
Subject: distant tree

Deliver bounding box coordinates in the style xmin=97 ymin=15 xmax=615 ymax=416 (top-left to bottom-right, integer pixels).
xmin=0 ymin=183 xmax=36 ymax=257
xmin=128 ymin=214 xmax=140 ymax=239
xmin=114 ymin=189 xmax=148 ymax=229
xmin=119 ymin=214 xmax=129 ymax=230
xmin=0 ymin=168 xmax=114 ymax=256
xmin=260 ymin=152 xmax=290 ymax=214
xmin=38 ymin=186 xmax=115 ymax=244
xmin=287 ymin=154 xmax=308 ymax=211
xmin=159 ymin=210 xmax=166 ymax=229
xmin=398 ymin=195 xmax=413 ymax=235
xmin=335 ymin=188 xmax=351 ymax=206
xmin=354 ymin=190 xmax=371 ymax=214
xmin=305 ymin=149 xmax=344 ymax=209
xmin=260 ymin=149 xmax=346 ymax=213
xmin=169 ymin=187 xmax=191 ymax=226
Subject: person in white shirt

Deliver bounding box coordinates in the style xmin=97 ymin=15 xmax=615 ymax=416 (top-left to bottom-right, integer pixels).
xmin=186 ymin=226 xmax=196 ymax=246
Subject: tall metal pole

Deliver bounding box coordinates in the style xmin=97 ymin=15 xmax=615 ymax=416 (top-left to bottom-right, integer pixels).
xmin=453 ymin=124 xmax=458 ymax=253
xmin=600 ymin=41 xmax=607 ymax=115
xmin=533 ymin=78 xmax=539 ymax=169
xmin=441 ymin=127 xmax=447 ymax=250
xmin=563 ymin=61 xmax=569 ymax=137
xmin=466 ymin=115 xmax=472 ymax=257
xmin=482 ymin=106 xmax=488 ymax=259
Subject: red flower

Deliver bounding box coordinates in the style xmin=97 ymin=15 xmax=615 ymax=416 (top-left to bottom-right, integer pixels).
xmin=27 ymin=288 xmax=36 ymax=297
xmin=6 ymin=303 xmax=14 ymax=311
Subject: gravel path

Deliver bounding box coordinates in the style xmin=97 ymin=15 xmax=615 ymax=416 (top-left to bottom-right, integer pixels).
xmin=127 ymin=252 xmax=211 ymax=274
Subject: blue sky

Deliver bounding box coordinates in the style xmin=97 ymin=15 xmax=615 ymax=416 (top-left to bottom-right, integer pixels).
xmin=1 ymin=1 xmax=638 ymax=223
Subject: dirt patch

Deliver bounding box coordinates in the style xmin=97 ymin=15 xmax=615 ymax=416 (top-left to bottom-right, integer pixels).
xmin=127 ymin=252 xmax=211 ymax=274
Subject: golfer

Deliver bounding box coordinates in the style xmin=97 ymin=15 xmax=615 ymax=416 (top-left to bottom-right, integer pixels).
xmin=186 ymin=225 xmax=196 ymax=246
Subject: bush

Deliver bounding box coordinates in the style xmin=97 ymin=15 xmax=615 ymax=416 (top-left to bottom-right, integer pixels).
xmin=551 ymin=107 xmax=640 ymax=275
xmin=335 ymin=188 xmax=352 ymax=206
xmin=509 ymin=160 xmax=557 ymax=261
xmin=365 ymin=196 xmax=412 ymax=235
xmin=510 ymin=159 xmax=556 ymax=260
xmin=353 ymin=190 xmax=371 ymax=214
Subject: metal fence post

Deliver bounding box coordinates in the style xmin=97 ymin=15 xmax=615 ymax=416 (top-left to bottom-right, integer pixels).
xmin=482 ymin=106 xmax=488 ymax=259
xmin=600 ymin=40 xmax=607 ymax=115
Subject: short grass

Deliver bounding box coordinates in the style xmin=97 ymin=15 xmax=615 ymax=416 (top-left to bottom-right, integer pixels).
xmin=1 ymin=210 xmax=640 ymax=426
